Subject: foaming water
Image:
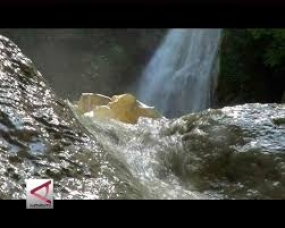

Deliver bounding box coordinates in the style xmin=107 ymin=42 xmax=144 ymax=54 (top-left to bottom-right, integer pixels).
xmin=136 ymin=29 xmax=221 ymax=118
xmin=70 ymin=106 xmax=208 ymax=199
xmin=70 ymin=103 xmax=285 ymax=199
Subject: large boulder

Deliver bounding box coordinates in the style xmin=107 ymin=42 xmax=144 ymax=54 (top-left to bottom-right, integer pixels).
xmin=76 ymin=102 xmax=285 ymax=199
xmin=75 ymin=93 xmax=162 ymax=124
xmin=76 ymin=93 xmax=111 ymax=114
xmin=0 ymin=35 xmax=145 ymax=199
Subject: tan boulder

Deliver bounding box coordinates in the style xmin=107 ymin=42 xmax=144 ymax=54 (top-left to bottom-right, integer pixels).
xmin=108 ymin=94 xmax=161 ymax=123
xmin=76 ymin=93 xmax=111 ymax=114
xmin=76 ymin=93 xmax=162 ymax=124
xmin=88 ymin=105 xmax=117 ymax=120
xmin=108 ymin=94 xmax=138 ymax=123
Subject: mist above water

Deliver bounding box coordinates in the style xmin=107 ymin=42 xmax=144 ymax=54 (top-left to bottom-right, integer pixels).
xmin=136 ymin=29 xmax=221 ymax=118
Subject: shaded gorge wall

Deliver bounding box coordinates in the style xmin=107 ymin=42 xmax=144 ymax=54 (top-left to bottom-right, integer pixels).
xmin=0 ymin=29 xmax=166 ymax=101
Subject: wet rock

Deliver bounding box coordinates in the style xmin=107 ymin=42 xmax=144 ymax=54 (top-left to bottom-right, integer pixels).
xmin=0 ymin=35 xmax=145 ymax=199
xmin=158 ymin=104 xmax=285 ymax=199
xmin=75 ymin=102 xmax=285 ymax=199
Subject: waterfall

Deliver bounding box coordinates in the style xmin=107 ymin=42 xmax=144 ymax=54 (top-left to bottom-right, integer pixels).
xmin=136 ymin=29 xmax=221 ymax=118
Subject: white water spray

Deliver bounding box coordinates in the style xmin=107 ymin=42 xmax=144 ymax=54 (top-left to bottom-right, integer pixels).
xmin=136 ymin=29 xmax=221 ymax=118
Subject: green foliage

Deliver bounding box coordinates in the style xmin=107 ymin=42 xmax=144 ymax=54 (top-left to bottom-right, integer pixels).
xmin=218 ymin=30 xmax=257 ymax=104
xmin=218 ymin=29 xmax=285 ymax=106
xmin=247 ymin=29 xmax=285 ymax=67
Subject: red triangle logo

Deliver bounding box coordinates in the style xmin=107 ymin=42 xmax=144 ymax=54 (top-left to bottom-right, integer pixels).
xmin=30 ymin=180 xmax=52 ymax=205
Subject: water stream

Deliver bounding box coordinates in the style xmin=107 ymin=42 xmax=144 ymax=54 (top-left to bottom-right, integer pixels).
xmin=137 ymin=29 xmax=221 ymax=118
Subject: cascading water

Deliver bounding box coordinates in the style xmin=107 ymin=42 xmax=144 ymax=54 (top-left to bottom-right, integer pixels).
xmin=136 ymin=29 xmax=222 ymax=118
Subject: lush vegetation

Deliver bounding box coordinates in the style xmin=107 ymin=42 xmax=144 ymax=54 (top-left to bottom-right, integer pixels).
xmin=217 ymin=29 xmax=285 ymax=107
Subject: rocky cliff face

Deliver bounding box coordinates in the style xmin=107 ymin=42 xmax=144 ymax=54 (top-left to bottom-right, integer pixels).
xmin=0 ymin=35 xmax=145 ymax=199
